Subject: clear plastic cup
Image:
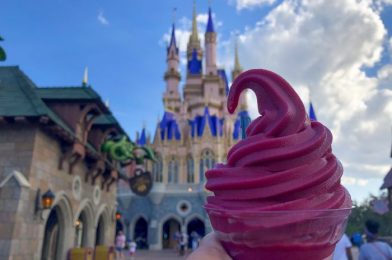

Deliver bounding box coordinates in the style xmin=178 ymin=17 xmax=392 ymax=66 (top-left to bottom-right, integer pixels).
xmin=205 ymin=206 xmax=351 ymax=260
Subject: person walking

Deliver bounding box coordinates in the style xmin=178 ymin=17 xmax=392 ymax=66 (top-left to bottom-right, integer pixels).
xmin=128 ymin=240 xmax=137 ymax=259
xmin=333 ymin=233 xmax=353 ymax=260
xmin=359 ymin=219 xmax=392 ymax=260
xmin=115 ymin=230 xmax=126 ymax=260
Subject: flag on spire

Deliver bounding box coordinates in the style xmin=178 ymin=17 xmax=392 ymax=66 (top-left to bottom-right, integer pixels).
xmin=309 ymin=101 xmax=317 ymax=121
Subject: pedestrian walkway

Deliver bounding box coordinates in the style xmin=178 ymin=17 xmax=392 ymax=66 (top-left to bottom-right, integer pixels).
xmin=123 ymin=249 xmax=191 ymax=260
xmin=121 ymin=247 xmax=360 ymax=259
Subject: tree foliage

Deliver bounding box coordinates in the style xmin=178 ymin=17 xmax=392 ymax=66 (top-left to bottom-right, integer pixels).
xmin=346 ymin=193 xmax=392 ymax=236
xmin=0 ymin=36 xmax=6 ymax=61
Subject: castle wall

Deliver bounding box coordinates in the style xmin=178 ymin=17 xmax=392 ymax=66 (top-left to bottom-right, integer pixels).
xmin=118 ymin=184 xmax=211 ymax=250
xmin=0 ymin=122 xmax=117 ymax=259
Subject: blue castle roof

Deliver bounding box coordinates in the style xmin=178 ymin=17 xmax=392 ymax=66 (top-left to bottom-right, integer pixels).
xmin=159 ymin=111 xmax=181 ymax=140
xmin=167 ymin=23 xmax=179 ymax=55
xmin=218 ymin=69 xmax=229 ymax=96
xmin=137 ymin=128 xmax=147 ymax=146
xmin=189 ymin=107 xmax=224 ymax=137
xmin=309 ymin=101 xmax=317 ymax=121
xmin=188 ymin=49 xmax=202 ymax=75
xmin=206 ymin=7 xmax=215 ymax=33
xmin=233 ymin=110 xmax=250 ymax=140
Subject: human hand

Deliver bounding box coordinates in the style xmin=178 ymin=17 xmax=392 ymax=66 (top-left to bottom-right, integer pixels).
xmin=186 ymin=232 xmax=232 ymax=260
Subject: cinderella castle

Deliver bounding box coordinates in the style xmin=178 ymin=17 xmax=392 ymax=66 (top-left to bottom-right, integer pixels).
xmin=117 ymin=3 xmax=248 ymax=250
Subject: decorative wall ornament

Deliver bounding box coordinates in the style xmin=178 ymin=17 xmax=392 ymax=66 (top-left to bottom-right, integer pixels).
xmin=72 ymin=175 xmax=82 ymax=200
xmin=93 ymin=185 xmax=101 ymax=205
xmin=176 ymin=200 xmax=192 ymax=217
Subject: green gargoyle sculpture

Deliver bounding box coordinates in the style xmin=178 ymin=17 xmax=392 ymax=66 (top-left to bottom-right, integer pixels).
xmin=101 ymin=136 xmax=156 ymax=165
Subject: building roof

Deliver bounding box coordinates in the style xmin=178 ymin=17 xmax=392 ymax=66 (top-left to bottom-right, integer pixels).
xmin=188 ymin=49 xmax=202 ymax=75
xmin=309 ymin=101 xmax=317 ymax=121
xmin=189 ymin=107 xmax=224 ymax=137
xmin=159 ymin=111 xmax=181 ymax=140
xmin=380 ymin=167 xmax=392 ymax=189
xmin=137 ymin=128 xmax=147 ymax=146
xmin=0 ymin=65 xmax=126 ymax=144
xmin=218 ymin=69 xmax=229 ymax=96
xmin=206 ymin=7 xmax=215 ymax=33
xmin=0 ymin=66 xmax=48 ymax=117
xmin=37 ymin=87 xmax=100 ymax=100
xmin=233 ymin=110 xmax=250 ymax=140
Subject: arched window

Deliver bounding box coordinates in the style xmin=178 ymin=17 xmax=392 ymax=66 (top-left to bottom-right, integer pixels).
xmin=187 ymin=156 xmax=194 ymax=183
xmin=168 ymin=156 xmax=178 ymax=183
xmin=153 ymin=154 xmax=163 ymax=182
xmin=199 ymin=149 xmax=215 ymax=183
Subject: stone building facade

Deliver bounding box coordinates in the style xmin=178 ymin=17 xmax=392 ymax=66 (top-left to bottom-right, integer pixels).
xmin=117 ymin=3 xmax=248 ymax=250
xmin=0 ymin=66 xmax=127 ymax=259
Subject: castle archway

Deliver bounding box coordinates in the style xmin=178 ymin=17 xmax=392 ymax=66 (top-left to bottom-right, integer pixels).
xmin=162 ymin=218 xmax=181 ymax=249
xmin=186 ymin=217 xmax=205 ymax=248
xmin=41 ymin=194 xmax=73 ymax=260
xmin=134 ymin=217 xmax=148 ymax=249
xmin=74 ymin=200 xmax=95 ymax=247
xmin=95 ymin=205 xmax=110 ymax=246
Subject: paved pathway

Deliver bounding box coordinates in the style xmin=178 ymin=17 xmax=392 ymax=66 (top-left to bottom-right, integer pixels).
xmin=122 ymin=249 xmax=191 ymax=260
xmin=120 ymin=247 xmax=360 ymax=259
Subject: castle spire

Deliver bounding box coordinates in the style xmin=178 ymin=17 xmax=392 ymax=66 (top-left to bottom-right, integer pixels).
xmin=206 ymin=6 xmax=215 ymax=33
xmin=82 ymin=67 xmax=88 ymax=86
xmin=187 ymin=0 xmax=202 ymax=62
xmin=169 ymin=23 xmax=177 ymax=50
xmin=190 ymin=0 xmax=199 ymax=45
xmin=231 ymin=38 xmax=243 ymax=80
xmin=163 ymin=13 xmax=181 ymax=112
xmin=205 ymin=3 xmax=217 ymax=75
xmin=169 ymin=8 xmax=177 ymax=50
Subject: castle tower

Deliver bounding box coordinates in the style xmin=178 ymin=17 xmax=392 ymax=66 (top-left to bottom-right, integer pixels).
xmin=187 ymin=1 xmax=203 ymax=63
xmin=163 ymin=23 xmax=181 ymax=112
xmin=184 ymin=1 xmax=204 ymax=109
xmin=201 ymin=5 xmax=222 ymax=117
xmin=205 ymin=7 xmax=217 ymax=76
xmin=119 ymin=5 xmax=251 ymax=250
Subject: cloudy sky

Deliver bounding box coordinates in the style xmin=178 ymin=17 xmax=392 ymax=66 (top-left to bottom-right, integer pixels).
xmin=1 ymin=0 xmax=392 ymax=202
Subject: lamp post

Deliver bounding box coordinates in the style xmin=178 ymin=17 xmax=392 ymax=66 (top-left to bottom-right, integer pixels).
xmin=115 ymin=211 xmax=122 ymax=221
xmin=34 ymin=189 xmax=55 ymax=219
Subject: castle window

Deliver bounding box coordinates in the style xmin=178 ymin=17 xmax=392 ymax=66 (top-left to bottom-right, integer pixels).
xmin=199 ymin=149 xmax=215 ymax=183
xmin=168 ymin=156 xmax=178 ymax=183
xmin=187 ymin=156 xmax=194 ymax=183
xmin=153 ymin=154 xmax=163 ymax=182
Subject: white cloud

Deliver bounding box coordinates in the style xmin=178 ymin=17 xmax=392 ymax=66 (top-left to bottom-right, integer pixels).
xmin=197 ymin=14 xmax=209 ymax=24
xmin=97 ymin=10 xmax=109 ymax=26
xmin=230 ymin=0 xmax=277 ymax=10
xmin=230 ymin=0 xmax=392 ymax=201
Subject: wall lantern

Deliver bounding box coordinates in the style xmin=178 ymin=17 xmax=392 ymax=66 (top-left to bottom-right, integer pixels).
xmin=35 ymin=189 xmax=55 ymax=218
xmin=115 ymin=211 xmax=122 ymax=220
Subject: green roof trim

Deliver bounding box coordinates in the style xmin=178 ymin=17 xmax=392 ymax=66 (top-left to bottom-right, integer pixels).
xmin=0 ymin=66 xmax=128 ymax=145
xmin=37 ymin=87 xmax=100 ymax=100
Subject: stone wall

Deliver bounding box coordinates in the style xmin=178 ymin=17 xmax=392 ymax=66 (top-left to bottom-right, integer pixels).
xmin=118 ymin=183 xmax=211 ymax=250
xmin=0 ymin=123 xmax=36 ymax=259
xmin=0 ymin=122 xmax=117 ymax=260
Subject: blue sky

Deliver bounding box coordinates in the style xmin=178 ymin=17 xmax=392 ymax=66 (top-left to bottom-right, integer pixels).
xmin=1 ymin=0 xmax=392 ymax=202
xmin=0 ymin=0 xmax=268 ymax=138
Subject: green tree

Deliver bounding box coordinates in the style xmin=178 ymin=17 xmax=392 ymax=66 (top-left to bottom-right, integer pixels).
xmin=346 ymin=193 xmax=392 ymax=236
xmin=0 ymin=36 xmax=6 ymax=61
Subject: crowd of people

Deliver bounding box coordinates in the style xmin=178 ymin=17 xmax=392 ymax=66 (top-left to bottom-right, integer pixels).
xmin=114 ymin=219 xmax=392 ymax=259
xmin=113 ymin=229 xmax=202 ymax=259
xmin=333 ymin=219 xmax=392 ymax=260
